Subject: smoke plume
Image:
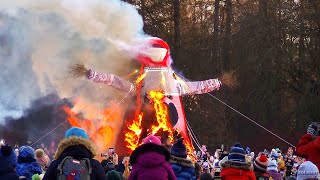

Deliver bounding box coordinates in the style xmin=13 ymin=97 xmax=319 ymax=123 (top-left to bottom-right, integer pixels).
xmin=0 ymin=0 xmax=146 ymax=148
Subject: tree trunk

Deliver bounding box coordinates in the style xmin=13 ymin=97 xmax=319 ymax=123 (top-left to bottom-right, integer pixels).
xmin=173 ymin=0 xmax=181 ymax=62
xmin=298 ymin=3 xmax=305 ymax=61
xmin=212 ymin=0 xmax=220 ymax=70
xmin=222 ymin=0 xmax=232 ymax=71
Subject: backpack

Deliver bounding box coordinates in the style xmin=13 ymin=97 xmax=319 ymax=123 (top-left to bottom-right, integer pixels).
xmin=257 ymin=172 xmax=272 ymax=180
xmin=57 ymin=156 xmax=92 ymax=180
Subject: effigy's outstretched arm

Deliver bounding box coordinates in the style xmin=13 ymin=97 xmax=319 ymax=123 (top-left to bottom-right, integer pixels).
xmin=87 ymin=69 xmax=135 ymax=94
xmin=182 ymin=79 xmax=222 ymax=95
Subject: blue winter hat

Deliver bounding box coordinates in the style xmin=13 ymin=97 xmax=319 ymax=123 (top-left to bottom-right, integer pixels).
xmin=65 ymin=127 xmax=88 ymax=139
xmin=19 ymin=146 xmax=35 ymax=159
xmin=0 ymin=145 xmax=18 ymax=168
xmin=171 ymin=139 xmax=187 ymax=158
xmin=228 ymin=143 xmax=246 ymax=162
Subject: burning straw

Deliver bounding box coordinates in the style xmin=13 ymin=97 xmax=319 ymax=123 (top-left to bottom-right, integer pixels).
xmin=69 ymin=64 xmax=88 ymax=78
xmin=220 ymin=71 xmax=238 ymax=88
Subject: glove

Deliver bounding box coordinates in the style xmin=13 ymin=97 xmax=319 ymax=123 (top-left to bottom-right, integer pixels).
xmin=307 ymin=124 xmax=317 ymax=136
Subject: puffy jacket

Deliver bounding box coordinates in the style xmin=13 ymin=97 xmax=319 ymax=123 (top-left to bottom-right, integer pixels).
xmin=220 ymin=160 xmax=256 ymax=180
xmin=296 ymin=134 xmax=320 ymax=170
xmin=43 ymin=137 xmax=106 ymax=180
xmin=128 ymin=143 xmax=176 ymax=180
xmin=170 ymin=155 xmax=196 ymax=180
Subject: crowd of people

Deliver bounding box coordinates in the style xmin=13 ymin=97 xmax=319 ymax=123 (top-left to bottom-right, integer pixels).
xmin=0 ymin=123 xmax=319 ymax=180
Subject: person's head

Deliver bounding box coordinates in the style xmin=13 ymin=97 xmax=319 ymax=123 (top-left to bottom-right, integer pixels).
xmin=267 ymin=160 xmax=278 ymax=172
xmin=0 ymin=145 xmax=18 ymax=168
xmin=35 ymin=148 xmax=50 ymax=167
xmin=228 ymin=143 xmax=246 ymax=162
xmin=14 ymin=148 xmax=19 ymax=156
xmin=106 ymin=170 xmax=121 ymax=180
xmin=65 ymin=127 xmax=89 ymax=139
xmin=201 ymin=145 xmax=207 ymax=152
xmin=142 ymin=135 xmax=162 ymax=145
xmin=18 ymin=145 xmax=36 ymax=163
xmin=122 ymin=156 xmax=130 ymax=166
xmin=297 ymin=161 xmax=319 ymax=180
xmin=199 ymin=172 xmax=213 ymax=180
xmin=209 ymin=155 xmax=214 ymax=162
xmin=171 ymin=138 xmax=187 ymax=158
xmin=253 ymin=154 xmax=268 ymax=173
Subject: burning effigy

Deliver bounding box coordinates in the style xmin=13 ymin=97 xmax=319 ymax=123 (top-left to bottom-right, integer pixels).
xmin=70 ymin=37 xmax=235 ymax=158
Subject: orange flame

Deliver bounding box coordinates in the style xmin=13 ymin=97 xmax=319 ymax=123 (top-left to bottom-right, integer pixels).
xmin=63 ymin=101 xmax=123 ymax=159
xmin=125 ymin=113 xmax=143 ymax=151
xmin=149 ymin=91 xmax=173 ymax=142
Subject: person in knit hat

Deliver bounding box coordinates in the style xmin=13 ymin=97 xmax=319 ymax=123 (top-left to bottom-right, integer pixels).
xmin=106 ymin=170 xmax=121 ymax=180
xmin=253 ymin=154 xmax=270 ymax=179
xmin=128 ymin=135 xmax=176 ymax=180
xmin=43 ymin=127 xmax=106 ymax=180
xmin=267 ymin=160 xmax=282 ymax=180
xmin=16 ymin=145 xmax=42 ymax=180
xmin=220 ymin=143 xmax=256 ymax=180
xmin=296 ymin=123 xmax=320 ymax=170
xmin=0 ymin=145 xmax=19 ymax=180
xmin=170 ymin=138 xmax=196 ymax=180
xmin=297 ymin=161 xmax=319 ymax=180
xmin=35 ymin=148 xmax=50 ymax=173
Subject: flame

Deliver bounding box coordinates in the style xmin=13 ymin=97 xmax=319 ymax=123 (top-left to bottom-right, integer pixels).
xmin=63 ymin=100 xmax=123 ymax=158
xmin=149 ymin=91 xmax=173 ymax=143
xmin=185 ymin=139 xmax=196 ymax=161
xmin=135 ymin=72 xmax=146 ymax=84
xmin=125 ymin=113 xmax=143 ymax=151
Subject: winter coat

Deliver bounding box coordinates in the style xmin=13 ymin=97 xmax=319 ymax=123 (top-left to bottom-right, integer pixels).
xmin=42 ymin=137 xmax=106 ymax=180
xmin=128 ymin=143 xmax=176 ymax=180
xmin=170 ymin=155 xmax=196 ymax=180
xmin=220 ymin=160 xmax=256 ymax=180
xmin=16 ymin=151 xmax=42 ymax=180
xmin=0 ymin=157 xmax=19 ymax=180
xmin=267 ymin=170 xmax=282 ymax=180
xmin=296 ymin=133 xmax=320 ymax=170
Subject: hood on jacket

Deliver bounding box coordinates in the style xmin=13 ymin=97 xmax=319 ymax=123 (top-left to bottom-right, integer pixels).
xmin=221 ymin=160 xmax=252 ymax=171
xmin=54 ymin=136 xmax=97 ymax=160
xmin=130 ymin=143 xmax=170 ymax=166
xmin=170 ymin=155 xmax=195 ymax=168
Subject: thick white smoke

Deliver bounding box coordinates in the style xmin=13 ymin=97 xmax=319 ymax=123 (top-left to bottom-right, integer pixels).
xmin=0 ymin=0 xmax=145 ymax=122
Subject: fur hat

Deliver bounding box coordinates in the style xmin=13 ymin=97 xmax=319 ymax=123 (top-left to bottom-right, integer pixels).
xmin=65 ymin=127 xmax=88 ymax=139
xmin=297 ymin=161 xmax=319 ymax=180
xmin=142 ymin=135 xmax=161 ymax=145
xmin=228 ymin=143 xmax=246 ymax=162
xmin=171 ymin=139 xmax=187 ymax=158
xmin=0 ymin=145 xmax=17 ymax=168
xmin=267 ymin=160 xmax=278 ymax=172
xmin=254 ymin=154 xmax=268 ymax=172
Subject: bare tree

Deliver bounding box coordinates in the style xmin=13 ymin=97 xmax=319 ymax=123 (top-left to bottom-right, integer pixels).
xmin=173 ymin=0 xmax=181 ymax=61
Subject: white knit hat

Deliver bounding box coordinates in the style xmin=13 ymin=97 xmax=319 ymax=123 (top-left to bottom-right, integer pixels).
xmin=267 ymin=160 xmax=278 ymax=172
xmin=297 ymin=161 xmax=319 ymax=180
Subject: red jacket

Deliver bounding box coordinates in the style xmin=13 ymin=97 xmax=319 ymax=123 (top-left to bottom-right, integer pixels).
xmin=220 ymin=160 xmax=256 ymax=180
xmin=296 ymin=134 xmax=320 ymax=170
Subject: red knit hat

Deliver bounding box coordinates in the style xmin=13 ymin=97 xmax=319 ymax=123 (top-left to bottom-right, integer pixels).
xmin=253 ymin=154 xmax=269 ymax=172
